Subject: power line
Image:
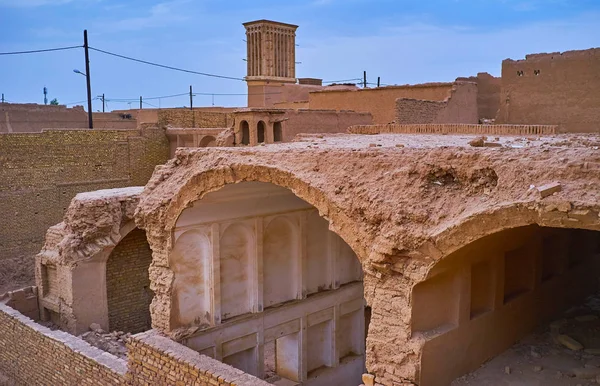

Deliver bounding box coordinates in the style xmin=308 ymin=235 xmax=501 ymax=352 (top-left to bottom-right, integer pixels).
xmin=65 ymin=97 xmax=97 ymax=106
xmin=322 ymin=78 xmax=362 ymax=84
xmin=0 ymin=45 xmax=81 ymax=56
xmin=142 ymin=101 xmax=158 ymax=108
xmin=89 ymin=46 xmax=245 ymax=81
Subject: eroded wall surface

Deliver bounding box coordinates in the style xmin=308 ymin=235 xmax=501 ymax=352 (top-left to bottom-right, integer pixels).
xmin=496 ymin=48 xmax=600 ymax=132
xmin=395 ymin=82 xmax=478 ymax=124
xmin=308 ymin=83 xmax=454 ymax=124
xmin=135 ymin=132 xmax=600 ymax=385
xmin=0 ymin=128 xmax=169 ymax=293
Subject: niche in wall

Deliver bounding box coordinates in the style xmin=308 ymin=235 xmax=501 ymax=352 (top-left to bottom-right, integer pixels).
xmin=220 ymin=223 xmax=254 ymax=320
xmin=412 ymin=270 xmax=460 ymax=336
xmin=503 ymin=244 xmax=534 ymax=303
xmin=263 ymin=216 xmax=298 ymax=308
xmin=470 ymin=259 xmax=494 ymax=319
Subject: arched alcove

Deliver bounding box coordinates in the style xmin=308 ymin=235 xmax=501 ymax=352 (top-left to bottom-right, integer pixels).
xmin=199 ymin=135 xmax=216 ymax=147
xmin=273 ymin=122 xmax=282 ymax=142
xmin=220 ymin=223 xmax=254 ymax=320
xmin=257 ymin=121 xmax=266 ymax=143
xmin=106 ymin=228 xmax=153 ymax=333
xmin=263 ymin=216 xmax=298 ymax=307
xmin=412 ymin=224 xmax=600 ymax=386
xmin=240 ymin=120 xmax=250 ymax=145
xmin=170 ymin=229 xmax=212 ymax=327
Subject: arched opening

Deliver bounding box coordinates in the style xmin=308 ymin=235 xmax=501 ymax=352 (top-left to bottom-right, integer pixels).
xmin=199 ymin=135 xmax=216 ymax=147
xmin=273 ymin=122 xmax=282 ymax=142
xmin=412 ymin=224 xmax=600 ymax=386
xmin=171 ymin=181 xmax=366 ymax=385
xmin=240 ymin=120 xmax=250 ymax=145
xmin=257 ymin=121 xmax=266 ymax=143
xmin=106 ymin=228 xmax=154 ymax=333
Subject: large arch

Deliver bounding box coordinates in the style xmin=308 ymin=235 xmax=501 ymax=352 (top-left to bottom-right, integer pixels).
xmin=199 ymin=135 xmax=217 ymax=147
xmin=410 ymin=205 xmax=600 ymax=386
xmin=162 ymin=181 xmax=366 ymax=385
xmin=135 ymin=141 xmax=600 ymax=385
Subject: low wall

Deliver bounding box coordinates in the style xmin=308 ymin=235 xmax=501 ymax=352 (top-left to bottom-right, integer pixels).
xmin=127 ymin=330 xmax=269 ymax=385
xmin=0 ymin=303 xmax=269 ymax=385
xmin=0 ymin=303 xmax=127 ymax=385
xmin=0 ymin=286 xmax=38 ymax=320
xmin=349 ymin=123 xmax=558 ymax=136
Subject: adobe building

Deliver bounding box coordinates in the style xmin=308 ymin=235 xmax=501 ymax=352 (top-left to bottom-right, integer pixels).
xmin=496 ymin=48 xmax=600 ymax=133
xmin=2 ymin=17 xmax=600 ymax=386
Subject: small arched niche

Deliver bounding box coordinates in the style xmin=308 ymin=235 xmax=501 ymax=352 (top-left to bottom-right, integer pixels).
xmin=257 ymin=120 xmax=266 ymax=144
xmin=240 ymin=120 xmax=250 ymax=145
xmin=273 ymin=122 xmax=283 ymax=142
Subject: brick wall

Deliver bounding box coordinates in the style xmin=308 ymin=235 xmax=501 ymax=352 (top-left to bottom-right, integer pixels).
xmin=127 ymin=330 xmax=269 ymax=386
xmin=0 ymin=303 xmax=127 ymax=385
xmin=496 ymin=48 xmax=600 ymax=132
xmin=0 ymin=127 xmax=169 ymax=294
xmin=157 ymin=109 xmax=234 ymax=128
xmin=106 ymin=228 xmax=153 ymax=334
xmin=308 ymin=83 xmax=454 ymax=124
xmin=396 ymin=99 xmax=446 ymax=123
xmin=0 ymin=286 xmax=39 ymax=320
xmin=349 ymin=123 xmax=558 ymax=135
xmin=0 ymin=304 xmax=268 ymax=385
xmin=395 ymin=82 xmax=478 ymax=124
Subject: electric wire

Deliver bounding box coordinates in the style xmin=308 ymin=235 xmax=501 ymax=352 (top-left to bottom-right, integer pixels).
xmin=0 ymin=45 xmax=82 ymax=56
xmin=89 ymin=46 xmax=245 ymax=81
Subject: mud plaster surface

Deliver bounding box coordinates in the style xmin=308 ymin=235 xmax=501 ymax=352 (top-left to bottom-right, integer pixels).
xmin=135 ymin=132 xmax=600 ymax=384
xmin=453 ymin=291 xmax=600 ymax=386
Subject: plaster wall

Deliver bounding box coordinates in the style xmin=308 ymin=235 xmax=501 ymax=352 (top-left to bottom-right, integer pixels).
xmin=248 ymin=83 xmax=357 ymax=108
xmin=415 ymin=225 xmax=600 ymax=386
xmin=170 ymin=182 xmax=365 ymax=384
xmin=308 ymin=83 xmax=454 ymax=124
xmin=496 ymin=48 xmax=600 ymax=132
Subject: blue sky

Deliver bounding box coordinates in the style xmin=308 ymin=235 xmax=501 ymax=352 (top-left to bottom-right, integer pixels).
xmin=1 ymin=0 xmax=599 ymax=111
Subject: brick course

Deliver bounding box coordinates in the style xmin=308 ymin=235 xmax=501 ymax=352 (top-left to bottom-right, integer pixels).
xmin=106 ymin=228 xmax=153 ymax=334
xmin=349 ymin=123 xmax=558 ymax=135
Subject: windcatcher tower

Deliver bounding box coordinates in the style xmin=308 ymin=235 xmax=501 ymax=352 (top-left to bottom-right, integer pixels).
xmin=243 ymin=19 xmax=298 ymax=107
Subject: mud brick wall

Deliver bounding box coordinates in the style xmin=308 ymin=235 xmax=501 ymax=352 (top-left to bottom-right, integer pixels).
xmin=0 ymin=286 xmax=39 ymax=320
xmin=396 ymin=99 xmax=446 ymax=124
xmin=127 ymin=330 xmax=270 ymax=386
xmin=0 ymin=303 xmax=127 ymax=385
xmin=308 ymin=83 xmax=454 ymax=124
xmin=106 ymin=228 xmax=153 ymax=334
xmin=157 ymin=109 xmax=233 ymax=128
xmin=0 ymin=127 xmax=169 ymax=293
xmin=496 ymin=48 xmax=600 ymax=132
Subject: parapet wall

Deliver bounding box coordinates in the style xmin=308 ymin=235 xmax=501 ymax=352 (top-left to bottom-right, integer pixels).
xmin=157 ymin=108 xmax=235 ymax=128
xmin=496 ymin=48 xmax=600 ymax=132
xmin=0 ymin=303 xmax=268 ymax=385
xmin=349 ymin=123 xmax=558 ymax=135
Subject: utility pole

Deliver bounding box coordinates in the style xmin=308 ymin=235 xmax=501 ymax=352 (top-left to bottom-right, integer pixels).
xmin=139 ymin=96 xmax=143 ymax=109
xmin=377 ymin=77 xmax=381 ymax=87
xmin=363 ymin=71 xmax=367 ymax=88
xmin=189 ymin=85 xmax=193 ymax=110
xmin=83 ymin=30 xmax=93 ymax=129
xmin=97 ymin=94 xmax=105 ymax=112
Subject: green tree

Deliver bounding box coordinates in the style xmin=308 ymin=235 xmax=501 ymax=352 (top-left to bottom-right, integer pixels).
xmin=49 ymin=98 xmax=59 ymax=105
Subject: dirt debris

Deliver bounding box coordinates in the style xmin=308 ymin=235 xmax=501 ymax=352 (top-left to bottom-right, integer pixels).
xmin=78 ymin=324 xmax=130 ymax=360
xmin=453 ymin=291 xmax=600 ymax=385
